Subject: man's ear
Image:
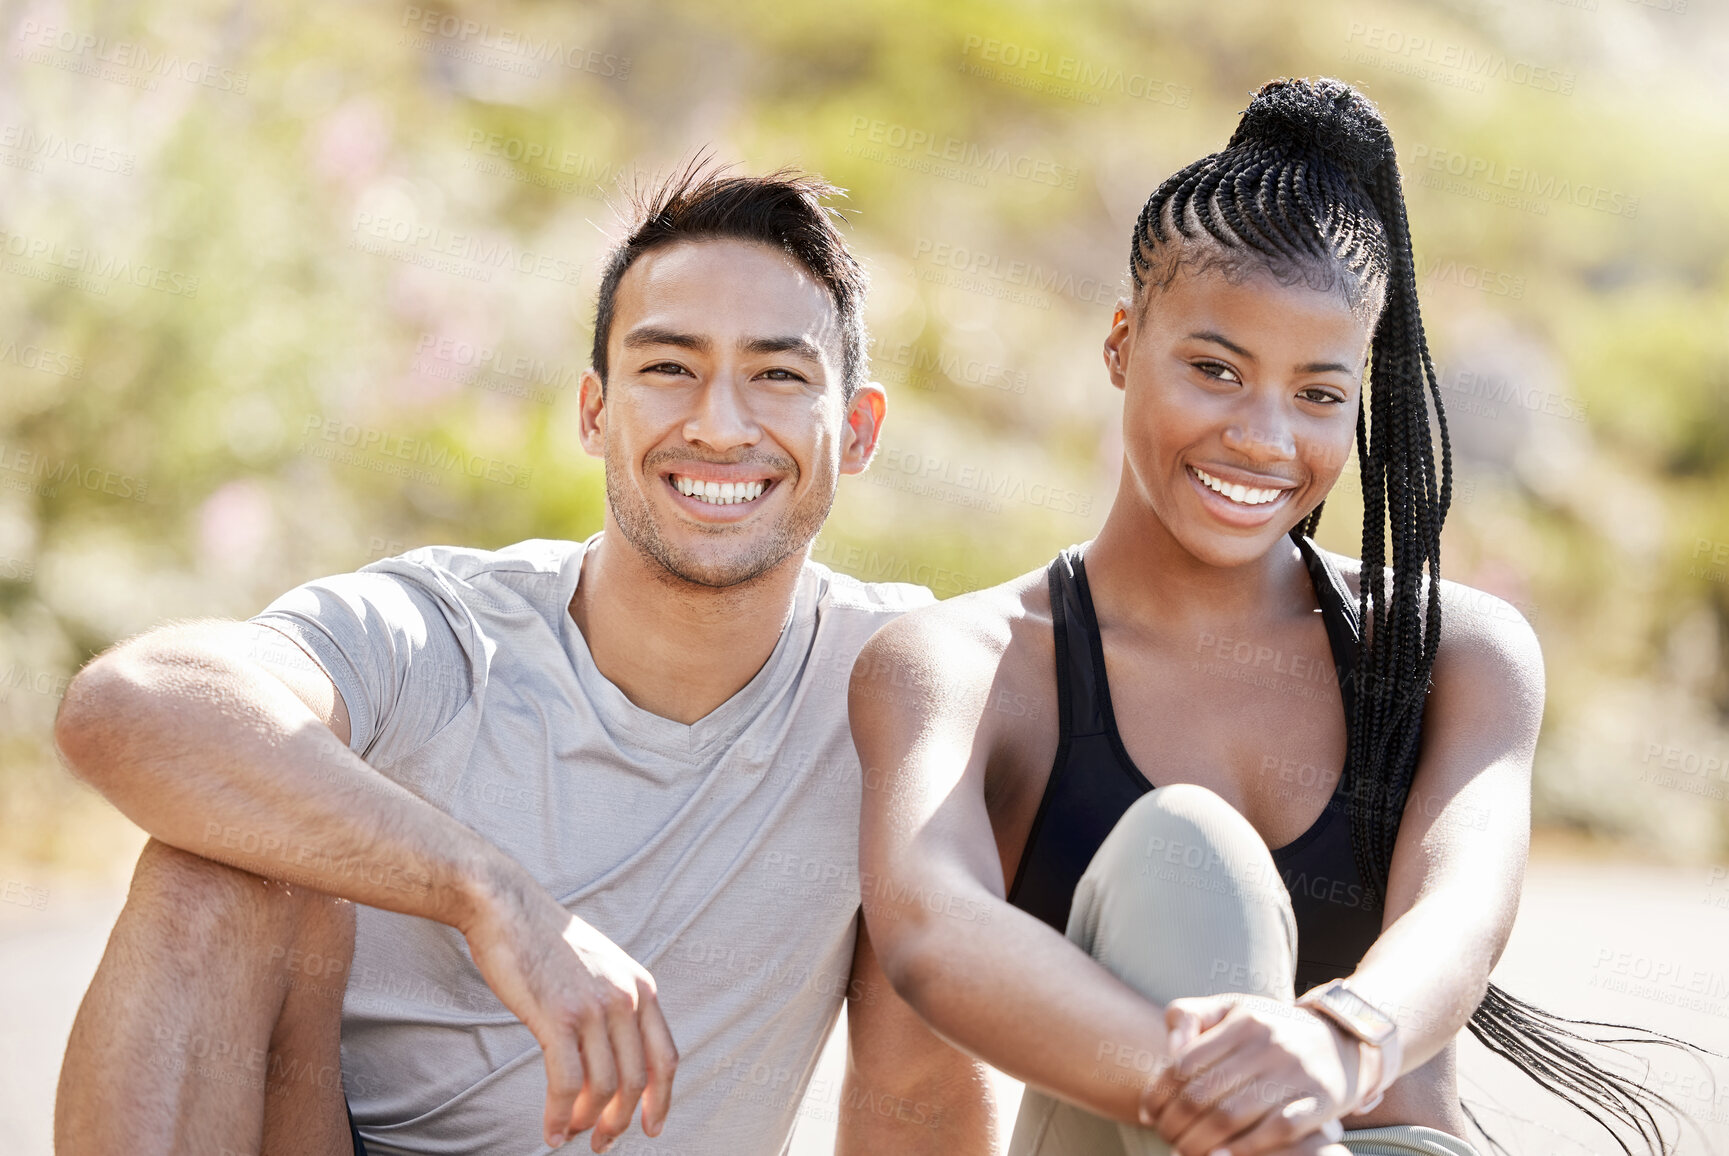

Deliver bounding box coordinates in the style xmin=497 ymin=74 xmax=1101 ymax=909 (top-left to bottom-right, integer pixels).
xmin=838 ymin=382 xmax=887 ymax=475
xmin=578 ymin=368 xmax=607 ymax=458
xmin=1103 ymin=297 xmax=1134 ymax=392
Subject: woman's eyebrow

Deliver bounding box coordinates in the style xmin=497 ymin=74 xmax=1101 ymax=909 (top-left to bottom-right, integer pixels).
xmin=1298 ymin=358 xmax=1358 ymax=375
xmin=1188 ymin=330 xmax=1355 ymax=376
xmin=1187 ymin=329 xmax=1255 ymax=360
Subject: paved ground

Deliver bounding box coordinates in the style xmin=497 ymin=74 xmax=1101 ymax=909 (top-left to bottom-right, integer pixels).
xmin=6 ymin=854 xmax=1726 ymax=1155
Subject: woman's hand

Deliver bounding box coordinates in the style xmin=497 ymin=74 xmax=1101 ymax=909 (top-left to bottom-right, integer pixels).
xmin=1138 ymin=994 xmax=1360 ymax=1156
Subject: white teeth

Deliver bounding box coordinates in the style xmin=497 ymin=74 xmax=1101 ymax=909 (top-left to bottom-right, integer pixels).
xmin=1192 ymin=467 xmax=1285 ymax=507
xmin=672 ymin=476 xmax=768 ymax=506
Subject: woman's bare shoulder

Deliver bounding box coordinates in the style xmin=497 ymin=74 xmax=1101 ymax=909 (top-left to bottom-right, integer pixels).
xmin=1316 ymin=546 xmax=1542 ymax=680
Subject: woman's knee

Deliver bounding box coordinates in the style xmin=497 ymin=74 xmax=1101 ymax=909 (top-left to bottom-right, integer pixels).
xmin=1087 ymin=784 xmax=1269 ymax=883
xmin=1072 ymin=786 xmax=1296 ymax=1002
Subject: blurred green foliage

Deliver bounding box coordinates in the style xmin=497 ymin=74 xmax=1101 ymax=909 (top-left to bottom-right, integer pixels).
xmin=2 ymin=0 xmax=1726 ymax=870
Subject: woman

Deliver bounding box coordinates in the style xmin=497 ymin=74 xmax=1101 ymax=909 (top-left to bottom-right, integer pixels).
xmin=842 ymin=76 xmax=1701 ymax=1156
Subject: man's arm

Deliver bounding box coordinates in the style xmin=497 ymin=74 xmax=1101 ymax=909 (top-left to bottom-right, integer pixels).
xmin=54 ymin=619 xmax=676 ymax=1153
xmin=837 ymin=917 xmax=998 ymax=1154
xmin=850 ymin=605 xmax=1177 ymax=1126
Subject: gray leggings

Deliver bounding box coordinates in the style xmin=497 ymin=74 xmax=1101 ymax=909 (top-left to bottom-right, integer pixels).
xmin=1006 ymin=784 xmax=1480 ymax=1156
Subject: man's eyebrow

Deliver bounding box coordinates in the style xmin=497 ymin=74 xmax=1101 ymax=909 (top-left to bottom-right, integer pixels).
xmin=621 ymin=326 xmax=711 ymax=353
xmin=741 ymin=335 xmax=825 ymax=362
xmin=1189 ymin=331 xmax=1356 ymax=376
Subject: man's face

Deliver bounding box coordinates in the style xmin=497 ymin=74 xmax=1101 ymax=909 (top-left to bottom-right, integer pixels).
xmin=1103 ymin=263 xmax=1371 ymax=570
xmin=580 ymin=238 xmax=884 ymax=588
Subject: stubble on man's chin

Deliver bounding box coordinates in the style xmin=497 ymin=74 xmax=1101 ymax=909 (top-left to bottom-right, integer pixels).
xmin=604 ymin=461 xmax=832 ymax=591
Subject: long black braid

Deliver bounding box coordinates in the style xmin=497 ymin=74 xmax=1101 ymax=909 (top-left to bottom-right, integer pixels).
xmin=1129 ymin=77 xmax=1715 ymax=1156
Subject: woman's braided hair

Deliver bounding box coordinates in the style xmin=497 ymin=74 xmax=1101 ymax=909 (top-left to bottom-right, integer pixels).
xmin=1129 ymin=77 xmax=1708 ymax=1156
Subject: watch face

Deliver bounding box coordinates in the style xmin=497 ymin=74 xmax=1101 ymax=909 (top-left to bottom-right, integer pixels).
xmin=1316 ymin=983 xmax=1397 ymax=1045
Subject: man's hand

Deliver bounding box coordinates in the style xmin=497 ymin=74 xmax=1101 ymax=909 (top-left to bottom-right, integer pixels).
xmin=460 ymin=868 xmax=679 ymax=1153
xmin=1138 ymin=994 xmax=1358 ymax=1156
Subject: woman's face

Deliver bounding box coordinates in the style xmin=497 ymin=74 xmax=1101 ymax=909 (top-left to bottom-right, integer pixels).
xmin=1104 ymin=262 xmax=1373 ymax=570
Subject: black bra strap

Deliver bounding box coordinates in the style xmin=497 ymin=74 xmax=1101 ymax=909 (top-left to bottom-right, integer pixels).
xmin=1046 ymin=548 xmax=1107 ymax=737
xmin=1293 ymin=533 xmax=1362 ymax=727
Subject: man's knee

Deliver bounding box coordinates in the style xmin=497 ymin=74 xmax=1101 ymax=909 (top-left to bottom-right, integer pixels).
xmin=126 ymin=838 xmax=354 ymax=974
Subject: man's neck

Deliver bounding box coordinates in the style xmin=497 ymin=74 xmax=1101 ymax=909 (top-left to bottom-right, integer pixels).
xmin=567 ymin=523 xmax=807 ymax=726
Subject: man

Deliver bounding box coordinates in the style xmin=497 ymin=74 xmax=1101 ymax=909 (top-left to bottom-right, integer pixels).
xmin=52 ymin=167 xmax=990 ymax=1155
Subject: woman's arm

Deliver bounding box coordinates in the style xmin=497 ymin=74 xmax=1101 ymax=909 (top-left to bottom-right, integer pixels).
xmin=1143 ymin=586 xmax=1544 ymax=1155
xmin=850 ymin=606 xmax=1179 ymax=1127
xmin=1331 ymin=586 xmax=1542 ymax=1064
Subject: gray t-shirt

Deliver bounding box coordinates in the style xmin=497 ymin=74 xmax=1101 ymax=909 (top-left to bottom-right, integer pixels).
xmin=251 ymin=534 xmax=932 ymax=1155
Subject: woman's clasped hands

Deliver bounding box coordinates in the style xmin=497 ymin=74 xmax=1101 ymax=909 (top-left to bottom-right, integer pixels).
xmin=1137 ymin=994 xmax=1366 ymax=1156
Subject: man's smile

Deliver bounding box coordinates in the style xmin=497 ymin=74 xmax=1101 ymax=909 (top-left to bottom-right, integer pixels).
xmin=669 ymin=474 xmax=773 ymax=505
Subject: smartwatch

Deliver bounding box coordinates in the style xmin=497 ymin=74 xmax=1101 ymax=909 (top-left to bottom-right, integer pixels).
xmin=1295 ymin=980 xmax=1403 ymax=1115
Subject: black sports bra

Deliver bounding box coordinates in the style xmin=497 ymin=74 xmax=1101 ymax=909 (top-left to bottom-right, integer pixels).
xmin=1005 ymin=534 xmax=1394 ymax=997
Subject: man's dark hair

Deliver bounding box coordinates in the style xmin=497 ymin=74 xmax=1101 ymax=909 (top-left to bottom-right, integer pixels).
xmin=590 ymin=160 xmax=867 ymax=398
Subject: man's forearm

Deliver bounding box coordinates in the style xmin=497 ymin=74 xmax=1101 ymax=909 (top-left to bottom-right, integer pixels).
xmin=54 ymin=633 xmax=518 ymax=932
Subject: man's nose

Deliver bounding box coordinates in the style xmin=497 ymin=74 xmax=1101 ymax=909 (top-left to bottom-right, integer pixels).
xmin=684 ymin=372 xmax=761 ymax=452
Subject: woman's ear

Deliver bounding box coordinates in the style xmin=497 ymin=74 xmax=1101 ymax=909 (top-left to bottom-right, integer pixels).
xmin=1103 ymin=298 xmax=1134 ymax=392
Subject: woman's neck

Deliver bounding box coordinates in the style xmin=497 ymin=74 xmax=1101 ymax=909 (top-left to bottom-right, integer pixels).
xmin=1084 ymin=495 xmax=1313 ymax=637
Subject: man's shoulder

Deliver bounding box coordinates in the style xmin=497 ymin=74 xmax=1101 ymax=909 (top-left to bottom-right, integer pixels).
xmin=368 ymin=538 xmax=581 ymax=586
xmin=804 ymin=560 xmax=936 ymax=635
